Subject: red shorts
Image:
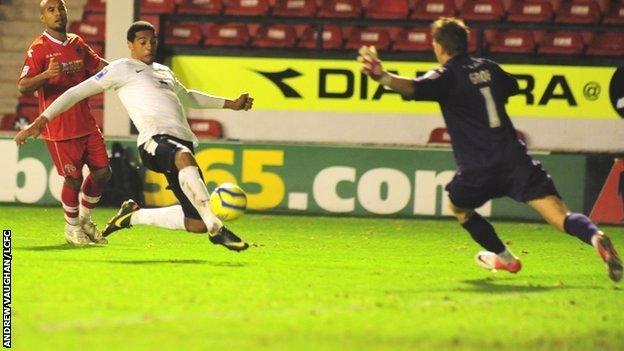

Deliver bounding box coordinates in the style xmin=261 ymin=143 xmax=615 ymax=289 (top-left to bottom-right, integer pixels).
xmin=46 ymin=131 xmax=109 ymax=179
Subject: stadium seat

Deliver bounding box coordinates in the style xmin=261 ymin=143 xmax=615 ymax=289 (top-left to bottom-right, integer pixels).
xmin=344 ymin=27 xmax=390 ymax=50
xmin=177 ymin=0 xmax=223 ymax=14
xmin=16 ymin=105 xmax=38 ymax=121
xmin=140 ymin=0 xmax=177 ymax=14
xmin=69 ymin=21 xmax=105 ymax=43
xmin=427 ymin=127 xmax=451 ymax=144
xmin=428 ymin=127 xmax=527 ymax=144
xmin=140 ymin=15 xmax=161 ymax=33
xmin=555 ymin=0 xmax=601 ymax=24
xmin=203 ymin=23 xmax=250 ymax=47
xmin=0 ymin=114 xmax=17 ymax=131
xmin=489 ymin=30 xmax=535 ymax=54
xmin=223 ymin=0 xmax=270 ymax=16
xmin=603 ymin=2 xmax=624 ymax=24
xmin=586 ymin=32 xmax=624 ymax=56
xmin=187 ymin=118 xmax=223 ymax=138
xmin=537 ymin=31 xmax=584 ymax=55
xmin=460 ymin=0 xmax=505 ymax=21
xmin=82 ymin=12 xmax=106 ymax=23
xmin=365 ymin=0 xmax=409 ymax=19
xmin=273 ymin=0 xmax=317 ymax=17
xmin=83 ymin=0 xmax=106 ymax=13
xmin=317 ymin=0 xmax=363 ymax=18
xmin=164 ymin=22 xmax=202 ymax=46
xmin=392 ymin=27 xmax=432 ymax=52
xmin=507 ymin=0 xmax=554 ymax=23
xmin=298 ymin=25 xmax=343 ymax=49
xmin=468 ymin=28 xmax=478 ymax=52
xmin=251 ymin=25 xmax=297 ymax=48
xmin=410 ymin=0 xmax=456 ymax=20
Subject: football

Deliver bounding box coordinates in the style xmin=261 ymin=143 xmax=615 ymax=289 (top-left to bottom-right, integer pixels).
xmin=209 ymin=182 xmax=247 ymax=221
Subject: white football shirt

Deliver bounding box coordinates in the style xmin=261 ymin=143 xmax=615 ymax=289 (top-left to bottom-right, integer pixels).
xmin=93 ymin=58 xmax=198 ymax=146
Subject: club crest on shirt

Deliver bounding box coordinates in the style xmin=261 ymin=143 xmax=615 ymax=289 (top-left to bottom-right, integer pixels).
xmin=64 ymin=164 xmax=77 ymax=174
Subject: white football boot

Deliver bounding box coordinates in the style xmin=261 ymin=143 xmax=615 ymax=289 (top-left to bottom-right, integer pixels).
xmin=80 ymin=217 xmax=108 ymax=244
xmin=475 ymin=251 xmax=522 ymax=273
xmin=64 ymin=224 xmax=93 ymax=246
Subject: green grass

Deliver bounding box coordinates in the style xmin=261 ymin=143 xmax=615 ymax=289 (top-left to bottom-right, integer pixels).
xmin=3 ymin=205 xmax=623 ymax=351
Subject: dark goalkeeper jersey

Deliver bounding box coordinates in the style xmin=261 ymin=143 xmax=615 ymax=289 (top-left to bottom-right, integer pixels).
xmin=412 ymin=53 xmax=526 ymax=172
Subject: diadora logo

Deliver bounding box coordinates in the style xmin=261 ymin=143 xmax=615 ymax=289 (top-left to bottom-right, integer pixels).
xmin=254 ymin=67 xmax=411 ymax=101
xmin=253 ymin=68 xmax=303 ymax=98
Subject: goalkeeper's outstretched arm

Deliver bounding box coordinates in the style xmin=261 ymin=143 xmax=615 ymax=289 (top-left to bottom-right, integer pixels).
xmin=358 ymin=45 xmax=415 ymax=98
xmin=14 ymin=78 xmax=104 ymax=145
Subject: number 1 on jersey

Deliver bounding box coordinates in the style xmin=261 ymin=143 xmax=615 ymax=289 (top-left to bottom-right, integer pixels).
xmin=479 ymin=86 xmax=501 ymax=128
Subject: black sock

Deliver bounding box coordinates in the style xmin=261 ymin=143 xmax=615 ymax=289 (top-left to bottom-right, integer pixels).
xmin=563 ymin=213 xmax=598 ymax=246
xmin=461 ymin=213 xmax=506 ymax=254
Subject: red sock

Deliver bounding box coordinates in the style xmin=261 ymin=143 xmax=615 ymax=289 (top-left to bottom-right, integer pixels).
xmin=80 ymin=174 xmax=104 ymax=219
xmin=62 ymin=183 xmax=80 ymax=226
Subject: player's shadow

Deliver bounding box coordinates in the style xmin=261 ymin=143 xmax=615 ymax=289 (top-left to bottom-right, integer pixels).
xmin=18 ymin=244 xmax=105 ymax=251
xmin=460 ymin=278 xmax=561 ymax=293
xmin=106 ymin=259 xmax=247 ymax=267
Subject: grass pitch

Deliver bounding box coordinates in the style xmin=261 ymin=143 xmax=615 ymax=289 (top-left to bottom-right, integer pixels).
xmin=3 ymin=205 xmax=623 ymax=351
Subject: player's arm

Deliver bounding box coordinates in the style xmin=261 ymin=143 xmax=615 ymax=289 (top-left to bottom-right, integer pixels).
xmin=14 ymin=78 xmax=104 ymax=145
xmin=17 ymin=57 xmax=60 ymax=94
xmin=174 ymin=79 xmax=254 ymax=111
xmin=358 ymin=46 xmax=415 ymax=97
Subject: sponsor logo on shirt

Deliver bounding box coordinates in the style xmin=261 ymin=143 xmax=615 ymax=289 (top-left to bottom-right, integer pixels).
xmin=61 ymin=60 xmax=85 ymax=74
xmin=95 ymin=68 xmax=108 ymax=80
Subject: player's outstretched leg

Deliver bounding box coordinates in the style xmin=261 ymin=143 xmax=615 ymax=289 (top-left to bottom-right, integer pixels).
xmin=529 ymin=196 xmax=622 ymax=282
xmin=450 ymin=202 xmax=522 ymax=274
xmin=475 ymin=251 xmax=522 ymax=273
xmin=208 ymin=226 xmax=249 ymax=252
xmin=175 ymin=151 xmax=249 ymax=251
xmin=102 ymin=199 xmax=140 ymax=237
xmin=592 ymin=233 xmax=622 ymax=282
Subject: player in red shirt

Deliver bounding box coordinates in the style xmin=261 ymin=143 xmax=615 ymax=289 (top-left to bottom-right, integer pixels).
xmin=17 ymin=0 xmax=109 ymax=245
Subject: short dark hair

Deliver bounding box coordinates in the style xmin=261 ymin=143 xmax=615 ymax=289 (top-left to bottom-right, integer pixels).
xmin=431 ymin=17 xmax=469 ymax=56
xmin=127 ymin=21 xmax=156 ymax=42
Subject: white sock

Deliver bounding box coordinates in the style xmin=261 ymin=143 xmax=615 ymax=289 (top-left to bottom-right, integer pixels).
xmin=590 ymin=232 xmax=603 ymax=247
xmin=498 ymin=249 xmax=516 ymax=264
xmin=178 ymin=166 xmax=222 ymax=233
xmin=79 ymin=193 xmax=101 ymax=222
xmin=62 ymin=203 xmax=79 ymax=226
xmin=130 ymin=205 xmax=186 ymax=230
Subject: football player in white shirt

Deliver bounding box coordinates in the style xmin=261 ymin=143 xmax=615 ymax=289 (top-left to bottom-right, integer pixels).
xmin=15 ymin=21 xmax=253 ymax=251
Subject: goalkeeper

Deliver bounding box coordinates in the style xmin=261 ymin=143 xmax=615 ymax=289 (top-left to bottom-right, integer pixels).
xmin=358 ymin=18 xmax=621 ymax=281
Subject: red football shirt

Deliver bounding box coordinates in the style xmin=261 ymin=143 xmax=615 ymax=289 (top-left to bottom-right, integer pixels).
xmin=20 ymin=31 xmax=102 ymax=141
